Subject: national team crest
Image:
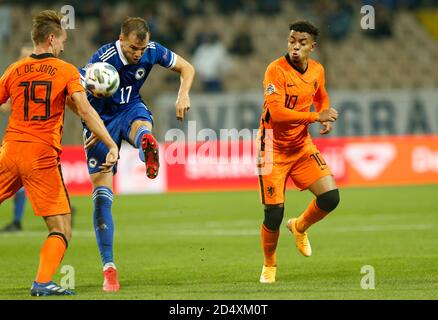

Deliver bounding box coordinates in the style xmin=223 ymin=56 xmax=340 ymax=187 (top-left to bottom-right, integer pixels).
xmin=266 ymin=83 xmax=275 ymax=95
xmin=135 ymin=68 xmax=146 ymax=80
xmin=88 ymin=158 xmax=97 ymax=169
xmin=267 ymin=186 xmax=275 ymax=197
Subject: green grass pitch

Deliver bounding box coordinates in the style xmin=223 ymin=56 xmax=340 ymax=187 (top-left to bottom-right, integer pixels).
xmin=0 ymin=185 xmax=437 ymax=300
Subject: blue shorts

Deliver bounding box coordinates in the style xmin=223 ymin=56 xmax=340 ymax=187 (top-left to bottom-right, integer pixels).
xmin=83 ymin=101 xmax=154 ymax=175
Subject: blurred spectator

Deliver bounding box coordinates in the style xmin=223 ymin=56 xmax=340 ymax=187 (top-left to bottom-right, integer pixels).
xmin=371 ymin=0 xmax=397 ymax=10
xmin=323 ymin=0 xmax=354 ymax=42
xmin=217 ymin=0 xmax=244 ymax=14
xmin=69 ymin=0 xmax=101 ymax=20
xmin=192 ymin=32 xmax=232 ymax=92
xmin=141 ymin=6 xmax=159 ymax=39
xmin=363 ymin=0 xmax=421 ymax=10
xmin=0 ymin=5 xmax=11 ymax=71
xmin=363 ymin=3 xmax=394 ymax=39
xmin=180 ymin=0 xmax=207 ymax=16
xmin=229 ymin=30 xmax=254 ymax=57
xmin=155 ymin=12 xmax=187 ymax=48
xmin=257 ymin=0 xmax=281 ymax=15
xmin=0 ymin=5 xmax=11 ymax=44
xmin=93 ymin=5 xmax=120 ymax=46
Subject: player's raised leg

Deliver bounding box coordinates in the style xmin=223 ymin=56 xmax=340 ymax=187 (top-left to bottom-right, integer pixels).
xmin=31 ymin=214 xmax=74 ymax=296
xmin=129 ymin=119 xmax=159 ymax=179
xmin=287 ymin=175 xmax=340 ymax=257
xmin=90 ymin=171 xmax=120 ymax=292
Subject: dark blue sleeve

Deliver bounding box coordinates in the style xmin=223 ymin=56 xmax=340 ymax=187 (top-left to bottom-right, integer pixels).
xmin=79 ymin=44 xmax=115 ymax=79
xmin=152 ymin=42 xmax=177 ymax=69
xmin=79 ymin=51 xmax=101 ymax=80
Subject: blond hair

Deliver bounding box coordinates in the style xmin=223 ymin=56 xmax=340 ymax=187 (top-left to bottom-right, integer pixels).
xmin=121 ymin=17 xmax=149 ymax=41
xmin=31 ymin=10 xmax=63 ymax=45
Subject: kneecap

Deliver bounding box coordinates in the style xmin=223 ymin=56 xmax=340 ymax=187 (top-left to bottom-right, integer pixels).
xmin=316 ymin=189 xmax=340 ymax=212
xmin=263 ymin=206 xmax=284 ymax=231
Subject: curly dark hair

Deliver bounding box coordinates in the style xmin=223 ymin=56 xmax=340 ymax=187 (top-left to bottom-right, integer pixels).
xmin=289 ymin=21 xmax=319 ymax=41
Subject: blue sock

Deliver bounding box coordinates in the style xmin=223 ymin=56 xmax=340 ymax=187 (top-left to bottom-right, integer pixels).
xmin=93 ymin=187 xmax=114 ymax=266
xmin=13 ymin=188 xmax=26 ymax=224
xmin=134 ymin=126 xmax=151 ymax=163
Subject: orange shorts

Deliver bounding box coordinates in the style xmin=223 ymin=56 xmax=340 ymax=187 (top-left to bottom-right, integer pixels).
xmin=258 ymin=143 xmax=332 ymax=205
xmin=0 ymin=141 xmax=71 ymax=216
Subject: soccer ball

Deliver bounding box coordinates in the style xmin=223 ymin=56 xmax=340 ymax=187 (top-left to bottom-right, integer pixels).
xmin=84 ymin=62 xmax=120 ymax=98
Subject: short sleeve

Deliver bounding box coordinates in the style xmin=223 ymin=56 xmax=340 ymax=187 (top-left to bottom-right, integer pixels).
xmin=79 ymin=46 xmax=108 ymax=82
xmin=263 ymin=63 xmax=287 ymax=109
xmin=152 ymin=42 xmax=177 ymax=69
xmin=313 ymin=65 xmax=330 ymax=111
xmin=0 ymin=63 xmax=14 ymax=104
xmin=66 ymin=65 xmax=85 ymax=97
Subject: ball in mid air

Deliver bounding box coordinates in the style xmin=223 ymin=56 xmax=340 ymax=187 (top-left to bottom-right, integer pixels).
xmin=84 ymin=62 xmax=120 ymax=98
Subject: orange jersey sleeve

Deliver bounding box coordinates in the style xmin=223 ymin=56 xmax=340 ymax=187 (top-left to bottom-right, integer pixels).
xmin=1 ymin=54 xmax=85 ymax=153
xmin=263 ymin=61 xmax=319 ymax=125
xmin=259 ymin=56 xmax=329 ymax=150
xmin=0 ymin=63 xmax=15 ymax=104
xmin=313 ymin=66 xmax=330 ymax=112
xmin=66 ymin=66 xmax=85 ymax=97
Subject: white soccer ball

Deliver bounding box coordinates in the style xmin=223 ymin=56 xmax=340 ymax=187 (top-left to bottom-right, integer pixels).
xmin=84 ymin=62 xmax=120 ymax=98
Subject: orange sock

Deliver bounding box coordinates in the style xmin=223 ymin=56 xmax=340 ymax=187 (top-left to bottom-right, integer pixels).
xmin=296 ymin=199 xmax=328 ymax=233
xmin=261 ymin=224 xmax=279 ymax=267
xmin=36 ymin=234 xmax=67 ymax=283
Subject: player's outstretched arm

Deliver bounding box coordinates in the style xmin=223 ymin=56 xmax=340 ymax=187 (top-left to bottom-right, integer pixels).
xmin=69 ymin=91 xmax=119 ymax=171
xmin=171 ymin=55 xmax=195 ymax=122
xmin=66 ymin=96 xmax=98 ymax=149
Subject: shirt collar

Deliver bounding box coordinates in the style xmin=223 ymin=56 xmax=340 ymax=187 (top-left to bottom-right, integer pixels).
xmin=115 ymin=40 xmax=129 ymax=66
xmin=285 ymin=53 xmax=308 ymax=74
xmin=30 ymin=53 xmax=55 ymax=59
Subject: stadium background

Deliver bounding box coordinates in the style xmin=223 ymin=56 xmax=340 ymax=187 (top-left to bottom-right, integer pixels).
xmin=0 ymin=0 xmax=438 ymax=300
xmin=1 ymin=0 xmax=438 ymax=194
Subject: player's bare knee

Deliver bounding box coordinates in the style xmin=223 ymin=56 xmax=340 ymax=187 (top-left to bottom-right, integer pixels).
xmin=48 ymin=226 xmax=71 ymax=242
xmin=316 ymin=189 xmax=340 ymax=213
xmin=263 ymin=204 xmax=284 ymax=231
xmin=64 ymin=227 xmax=72 ymax=242
xmin=46 ymin=218 xmax=72 ymax=242
xmin=60 ymin=214 xmax=72 ymax=242
xmin=91 ymin=171 xmax=113 ymax=189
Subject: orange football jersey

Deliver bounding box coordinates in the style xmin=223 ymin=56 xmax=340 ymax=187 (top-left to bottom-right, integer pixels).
xmin=0 ymin=53 xmax=84 ymax=153
xmin=259 ymin=55 xmax=330 ymax=150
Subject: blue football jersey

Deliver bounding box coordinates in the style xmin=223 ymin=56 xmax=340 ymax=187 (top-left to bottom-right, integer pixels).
xmin=80 ymin=40 xmax=176 ymax=120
